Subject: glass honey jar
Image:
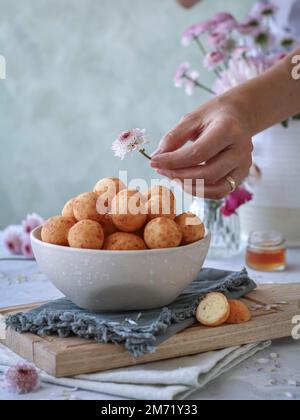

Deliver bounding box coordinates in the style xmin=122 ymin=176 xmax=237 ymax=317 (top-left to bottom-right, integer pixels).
xmin=246 ymin=231 xmax=286 ymax=272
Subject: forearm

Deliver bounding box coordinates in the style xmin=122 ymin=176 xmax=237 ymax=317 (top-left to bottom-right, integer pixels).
xmin=223 ymin=47 xmax=300 ymax=136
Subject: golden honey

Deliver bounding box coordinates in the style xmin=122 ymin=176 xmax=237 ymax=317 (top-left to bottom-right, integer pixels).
xmin=246 ymin=231 xmax=286 ymax=272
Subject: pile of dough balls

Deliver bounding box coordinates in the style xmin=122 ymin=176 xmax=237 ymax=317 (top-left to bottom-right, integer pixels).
xmin=41 ymin=177 xmax=205 ymax=251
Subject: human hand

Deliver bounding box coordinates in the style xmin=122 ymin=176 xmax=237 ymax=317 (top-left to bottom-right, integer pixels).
xmin=151 ymin=96 xmax=254 ymax=199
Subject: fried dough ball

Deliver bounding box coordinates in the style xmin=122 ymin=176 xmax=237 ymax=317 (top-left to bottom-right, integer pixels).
xmin=93 ymin=177 xmax=126 ymax=212
xmin=196 ymin=293 xmax=230 ymax=327
xmin=146 ymin=185 xmax=175 ymax=202
xmin=41 ymin=216 xmax=76 ymax=246
xmin=62 ymin=198 xmax=75 ymax=219
xmin=144 ymin=217 xmax=182 ymax=249
xmin=68 ymin=220 xmax=104 ymax=250
xmin=111 ymin=189 xmax=147 ymax=233
xmin=73 ymin=192 xmax=104 ymax=222
xmin=146 ymin=194 xmax=176 ymax=221
xmin=104 ymin=232 xmax=147 ymax=251
xmin=100 ymin=213 xmax=118 ymax=237
xmin=227 ymin=300 xmax=252 ymax=324
xmin=175 ymin=212 xmax=205 ymax=245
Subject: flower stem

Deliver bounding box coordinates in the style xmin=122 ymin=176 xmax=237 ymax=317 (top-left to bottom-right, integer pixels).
xmin=195 ymin=37 xmax=222 ymax=79
xmin=139 ymin=149 xmax=152 ymax=160
xmin=184 ymin=75 xmax=216 ymax=95
xmin=195 ymin=37 xmax=207 ymax=55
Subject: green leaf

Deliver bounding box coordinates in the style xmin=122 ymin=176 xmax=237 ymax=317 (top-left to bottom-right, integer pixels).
xmin=281 ymin=120 xmax=289 ymax=128
xmin=292 ymin=113 xmax=300 ymax=121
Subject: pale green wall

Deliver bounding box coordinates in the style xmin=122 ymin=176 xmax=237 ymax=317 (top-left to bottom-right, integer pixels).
xmin=0 ymin=0 xmax=254 ymax=228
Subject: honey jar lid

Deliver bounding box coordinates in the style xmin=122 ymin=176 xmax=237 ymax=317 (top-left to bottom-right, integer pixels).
xmin=248 ymin=231 xmax=285 ymax=250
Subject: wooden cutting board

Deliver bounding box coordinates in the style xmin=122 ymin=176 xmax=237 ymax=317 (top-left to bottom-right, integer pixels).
xmin=1 ymin=284 xmax=300 ymax=378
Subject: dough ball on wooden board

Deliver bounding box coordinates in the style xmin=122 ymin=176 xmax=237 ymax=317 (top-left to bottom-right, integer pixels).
xmin=146 ymin=194 xmax=176 ymax=222
xmin=68 ymin=220 xmax=104 ymax=250
xmin=196 ymin=293 xmax=230 ymax=327
xmin=227 ymin=300 xmax=252 ymax=324
xmin=62 ymin=198 xmax=75 ymax=219
xmin=175 ymin=212 xmax=205 ymax=245
xmin=144 ymin=217 xmax=182 ymax=249
xmin=41 ymin=216 xmax=76 ymax=246
xmin=100 ymin=213 xmax=118 ymax=237
xmin=111 ymin=189 xmax=147 ymax=233
xmin=73 ymin=192 xmax=104 ymax=223
xmin=104 ymin=232 xmax=147 ymax=251
xmin=93 ymin=177 xmax=126 ymax=212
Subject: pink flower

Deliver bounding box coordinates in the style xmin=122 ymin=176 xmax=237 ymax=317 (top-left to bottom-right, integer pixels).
xmin=254 ymin=2 xmax=278 ymax=17
xmin=203 ymin=51 xmax=226 ymax=70
xmin=254 ymin=29 xmax=275 ymax=49
xmin=21 ymin=235 xmax=34 ymax=258
xmin=22 ymin=213 xmax=44 ymax=235
xmin=212 ymin=13 xmax=237 ymax=31
xmin=207 ymin=31 xmax=228 ymax=49
xmin=174 ymin=62 xmax=190 ymax=87
xmin=184 ymin=70 xmax=200 ymax=96
xmin=279 ymin=35 xmax=297 ymax=50
xmin=221 ymin=187 xmax=253 ymax=217
xmin=237 ymin=16 xmax=262 ymax=35
xmin=213 ymin=56 xmax=269 ymax=95
xmin=4 ymin=363 xmax=40 ymax=394
xmin=112 ymin=129 xmax=149 ymax=160
xmin=181 ymin=20 xmax=215 ymax=47
xmin=213 ymin=12 xmax=235 ymax=24
xmin=3 ymin=226 xmax=23 ymax=255
xmin=174 ymin=63 xmax=200 ymax=96
xmin=232 ymin=46 xmax=249 ymax=60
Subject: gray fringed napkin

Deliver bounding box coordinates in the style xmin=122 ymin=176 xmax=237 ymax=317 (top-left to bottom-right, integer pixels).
xmin=6 ymin=268 xmax=256 ymax=357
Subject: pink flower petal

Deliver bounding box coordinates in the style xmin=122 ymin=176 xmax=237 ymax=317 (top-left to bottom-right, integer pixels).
xmin=4 ymin=363 xmax=40 ymax=395
xmin=3 ymin=226 xmax=23 ymax=255
xmin=21 ymin=235 xmax=35 ymax=259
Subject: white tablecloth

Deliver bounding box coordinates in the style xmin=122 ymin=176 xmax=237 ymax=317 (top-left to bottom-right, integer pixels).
xmin=0 ymin=237 xmax=300 ymax=400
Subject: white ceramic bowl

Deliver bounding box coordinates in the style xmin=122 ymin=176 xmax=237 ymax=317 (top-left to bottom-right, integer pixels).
xmin=31 ymin=227 xmax=211 ymax=312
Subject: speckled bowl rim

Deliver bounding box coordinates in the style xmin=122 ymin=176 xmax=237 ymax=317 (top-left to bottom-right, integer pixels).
xmin=31 ymin=226 xmax=211 ymax=256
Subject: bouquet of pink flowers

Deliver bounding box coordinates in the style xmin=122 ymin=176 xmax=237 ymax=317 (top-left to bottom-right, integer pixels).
xmin=174 ymin=2 xmax=299 ymax=215
xmin=175 ymin=2 xmax=299 ymax=125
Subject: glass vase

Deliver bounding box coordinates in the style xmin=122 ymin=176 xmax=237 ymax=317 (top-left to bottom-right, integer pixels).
xmin=190 ymin=199 xmax=241 ymax=259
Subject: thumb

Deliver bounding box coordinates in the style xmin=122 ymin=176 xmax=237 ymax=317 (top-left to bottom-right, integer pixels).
xmin=152 ymin=114 xmax=199 ymax=157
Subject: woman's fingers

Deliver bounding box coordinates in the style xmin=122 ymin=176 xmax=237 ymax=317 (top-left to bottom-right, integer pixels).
xmin=151 ymin=122 xmax=231 ymax=170
xmin=176 ymin=167 xmax=248 ymax=200
xmin=152 ymin=114 xmax=200 ymax=157
xmin=156 ymin=148 xmax=243 ymax=184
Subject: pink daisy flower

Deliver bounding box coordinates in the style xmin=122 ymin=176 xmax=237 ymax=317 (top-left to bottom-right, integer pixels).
xmin=4 ymin=363 xmax=40 ymax=394
xmin=174 ymin=62 xmax=190 ymax=87
xmin=207 ymin=31 xmax=228 ymax=49
xmin=21 ymin=235 xmax=34 ymax=259
xmin=22 ymin=213 xmax=44 ymax=235
xmin=237 ymin=16 xmax=262 ymax=35
xmin=203 ymin=51 xmax=226 ymax=70
xmin=181 ymin=20 xmax=215 ymax=47
xmin=254 ymin=2 xmax=278 ymax=17
xmin=212 ymin=12 xmax=237 ymax=31
xmin=3 ymin=226 xmax=23 ymax=255
xmin=112 ymin=129 xmax=149 ymax=160
xmin=174 ymin=63 xmax=200 ymax=96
